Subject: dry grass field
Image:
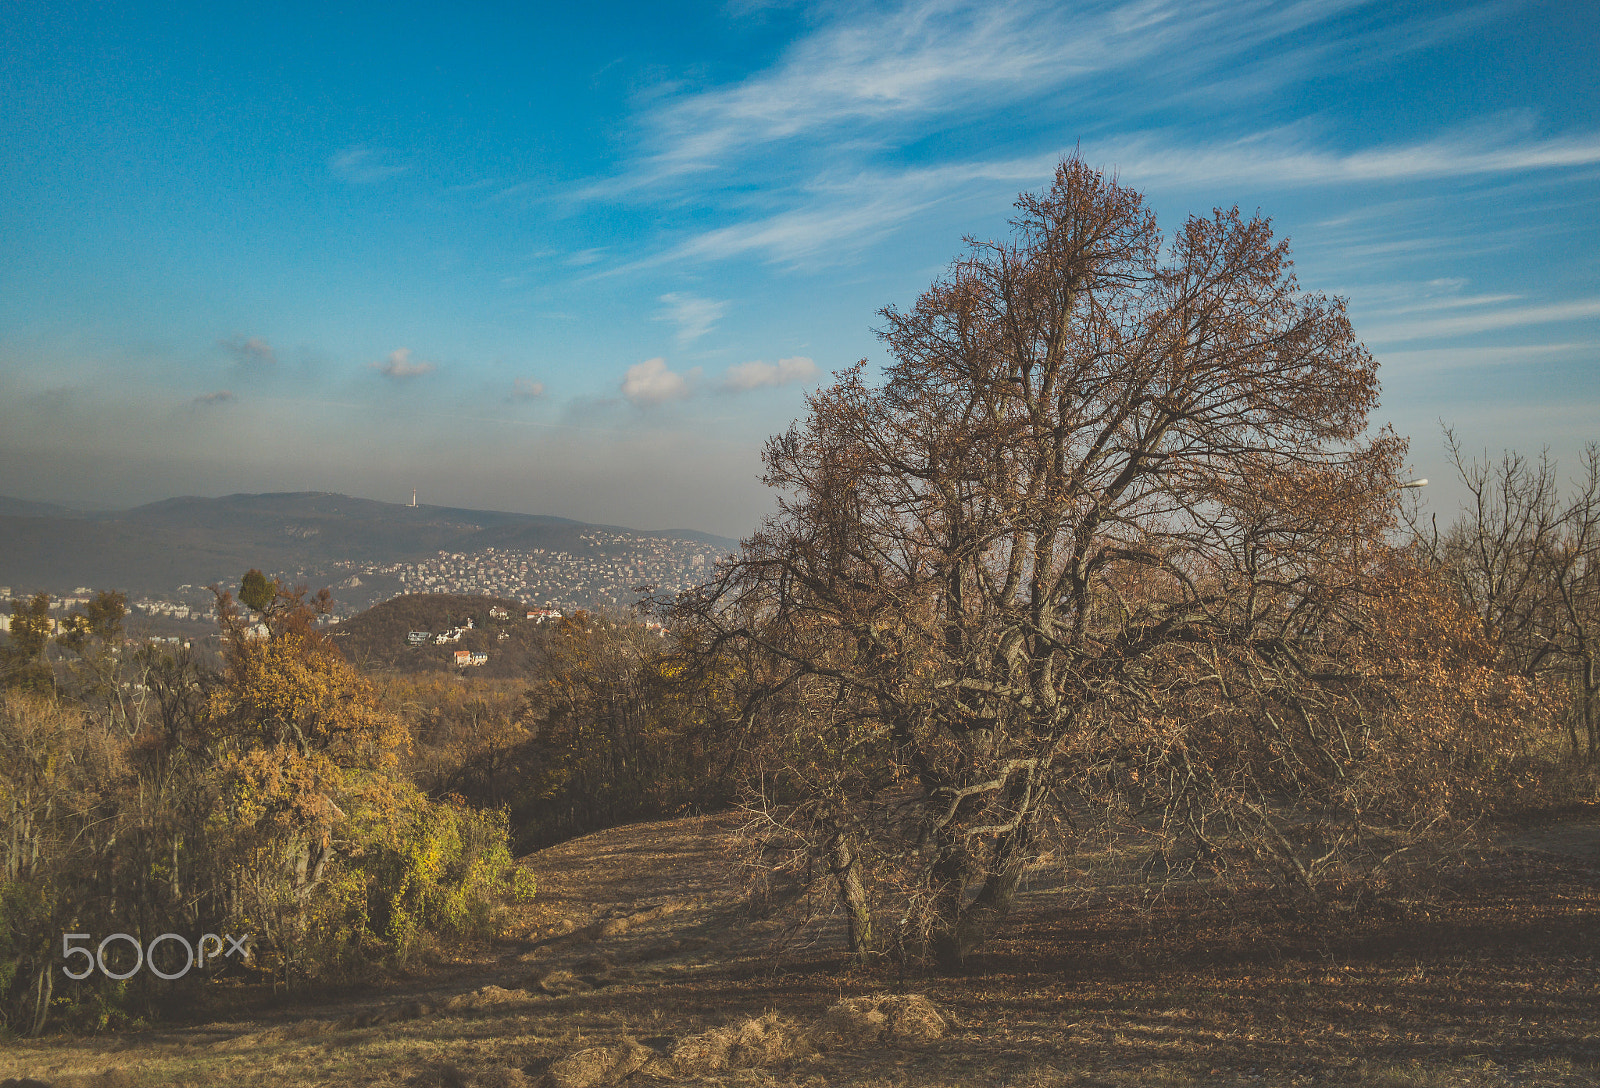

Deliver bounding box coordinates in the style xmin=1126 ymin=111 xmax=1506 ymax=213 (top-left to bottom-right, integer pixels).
xmin=4 ymin=809 xmax=1597 ymax=1088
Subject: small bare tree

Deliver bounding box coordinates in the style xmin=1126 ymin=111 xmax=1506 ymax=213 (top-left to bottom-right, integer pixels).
xmin=1420 ymin=436 xmax=1600 ymax=760
xmin=1554 ymin=454 xmax=1600 ymax=758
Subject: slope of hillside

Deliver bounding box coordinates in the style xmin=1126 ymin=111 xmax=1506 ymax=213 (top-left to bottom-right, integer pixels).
xmin=0 ymin=496 xmax=85 ymax=519
xmin=328 ymin=593 xmax=552 ymax=677
xmin=0 ymin=514 xmax=229 ymax=594
xmin=2 ymin=812 xmax=1597 ymax=1087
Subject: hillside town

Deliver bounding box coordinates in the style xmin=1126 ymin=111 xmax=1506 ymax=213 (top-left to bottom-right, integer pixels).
xmin=334 ymin=530 xmax=725 ymax=613
xmin=0 ymin=529 xmax=731 ymax=636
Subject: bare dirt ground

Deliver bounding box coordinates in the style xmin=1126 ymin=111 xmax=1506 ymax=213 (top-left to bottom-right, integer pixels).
xmin=4 ymin=809 xmax=1598 ymax=1088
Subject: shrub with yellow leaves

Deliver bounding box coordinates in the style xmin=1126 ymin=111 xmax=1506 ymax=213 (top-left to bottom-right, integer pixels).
xmin=201 ymin=577 xmax=523 ymax=979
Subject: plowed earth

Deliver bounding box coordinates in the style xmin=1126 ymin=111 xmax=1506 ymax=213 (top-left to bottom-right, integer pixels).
xmin=4 ymin=810 xmax=1598 ymax=1088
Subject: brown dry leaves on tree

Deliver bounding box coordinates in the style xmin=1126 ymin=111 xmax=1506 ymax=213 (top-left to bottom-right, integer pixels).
xmin=670 ymin=154 xmax=1557 ymax=968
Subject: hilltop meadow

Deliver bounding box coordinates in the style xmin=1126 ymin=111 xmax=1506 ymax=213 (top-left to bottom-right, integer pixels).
xmin=4 ymin=160 xmax=1599 ymax=1087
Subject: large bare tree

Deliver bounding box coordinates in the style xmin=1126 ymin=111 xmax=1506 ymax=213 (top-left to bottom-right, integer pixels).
xmin=673 ymin=156 xmax=1529 ymax=965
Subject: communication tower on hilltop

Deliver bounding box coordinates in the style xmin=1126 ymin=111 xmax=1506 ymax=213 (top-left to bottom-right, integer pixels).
xmin=408 ymin=488 xmax=418 ymax=507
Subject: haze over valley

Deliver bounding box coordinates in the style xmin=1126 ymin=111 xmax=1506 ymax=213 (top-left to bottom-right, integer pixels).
xmin=0 ymin=490 xmax=733 ymax=620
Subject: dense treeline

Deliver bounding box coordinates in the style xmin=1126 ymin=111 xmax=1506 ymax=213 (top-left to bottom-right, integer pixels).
xmin=0 ymin=581 xmax=732 ymax=1036
xmin=2 ymin=426 xmax=1594 ymax=1032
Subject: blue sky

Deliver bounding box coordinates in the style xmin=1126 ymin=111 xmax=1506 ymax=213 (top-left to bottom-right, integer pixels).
xmin=1 ymin=0 xmax=1595 ymax=538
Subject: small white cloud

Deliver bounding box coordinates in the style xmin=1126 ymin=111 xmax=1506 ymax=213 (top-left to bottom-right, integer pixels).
xmin=510 ymin=378 xmax=546 ymax=401
xmin=192 ymin=390 xmax=235 ymax=406
xmin=656 ymin=292 xmax=728 ymax=346
xmin=565 ymin=248 xmax=607 ymax=267
xmin=372 ymin=348 xmax=435 ymax=380
xmin=329 ymin=146 xmax=409 ymax=184
xmin=720 ymin=355 xmax=818 ymax=392
xmin=621 ymin=357 xmax=696 ymax=405
xmin=219 ymin=335 xmax=275 ymax=365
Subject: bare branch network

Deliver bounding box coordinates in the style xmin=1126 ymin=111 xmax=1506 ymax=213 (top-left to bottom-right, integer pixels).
xmin=669 ymin=155 xmax=1550 ymax=966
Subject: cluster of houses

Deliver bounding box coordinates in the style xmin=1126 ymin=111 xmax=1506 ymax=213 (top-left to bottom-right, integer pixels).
xmin=410 ymin=616 xmax=476 ymax=644
xmin=403 ymin=627 xmax=487 ymax=668
xmin=400 ymin=606 xmax=567 ymax=668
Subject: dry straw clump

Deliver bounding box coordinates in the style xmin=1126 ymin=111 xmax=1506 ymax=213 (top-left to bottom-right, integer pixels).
xmin=544 ymin=1039 xmax=656 ymax=1088
xmin=442 ymin=985 xmax=536 ymax=1012
xmin=810 ymin=994 xmax=948 ymax=1045
xmin=534 ymin=993 xmax=947 ymax=1087
xmin=658 ymin=1011 xmax=810 ymax=1077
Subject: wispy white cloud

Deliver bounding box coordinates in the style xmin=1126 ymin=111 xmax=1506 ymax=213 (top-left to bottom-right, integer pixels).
xmin=656 ymin=292 xmax=728 ymax=346
xmin=622 ymin=120 xmax=1600 ymax=270
xmin=609 ymin=155 xmax=1055 ymax=271
xmin=621 ymin=357 xmax=698 ymax=405
xmin=1376 ymin=342 xmax=1594 ymax=375
xmin=640 ymin=0 xmax=1085 ymax=176
xmin=371 ymin=348 xmax=435 ymax=380
xmin=329 ymin=146 xmax=410 ymax=184
xmin=1358 ymin=293 xmax=1524 ymax=319
xmin=562 ymin=0 xmax=1595 ymax=279
xmin=721 ymin=355 xmax=818 ymax=391
xmin=665 ymin=186 xmax=939 ymax=267
xmin=589 ymin=0 xmax=1485 ymax=202
xmin=1100 ymin=130 xmax=1600 ymax=189
xmin=614 ymin=0 xmax=1165 ymax=188
xmin=218 ymin=335 xmax=275 ymax=365
xmin=1170 ymin=3 xmax=1501 ymax=110
xmin=510 ymin=378 xmax=546 ymax=400
xmin=1363 ymin=298 xmax=1600 ymax=342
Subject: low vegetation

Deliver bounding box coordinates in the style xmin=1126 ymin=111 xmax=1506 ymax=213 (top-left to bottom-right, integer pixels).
xmin=376 ymin=610 xmax=735 ymax=853
xmin=0 ymin=580 xmax=527 ymax=1036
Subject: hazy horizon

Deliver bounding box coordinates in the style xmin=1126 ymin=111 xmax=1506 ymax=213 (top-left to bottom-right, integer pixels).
xmin=3 ymin=1 xmax=1596 ymax=540
xmin=0 ymin=486 xmax=739 ymax=542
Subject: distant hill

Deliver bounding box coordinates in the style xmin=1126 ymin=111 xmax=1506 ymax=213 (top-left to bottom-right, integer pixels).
xmin=0 ymin=496 xmax=85 ymax=519
xmin=0 ymin=491 xmax=738 ymax=604
xmin=328 ymin=593 xmax=554 ymax=678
